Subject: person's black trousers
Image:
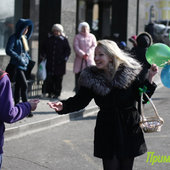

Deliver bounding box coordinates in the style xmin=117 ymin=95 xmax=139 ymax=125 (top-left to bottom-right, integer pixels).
xmin=14 ymin=69 xmax=28 ymax=104
xmin=44 ymin=74 xmax=63 ymax=97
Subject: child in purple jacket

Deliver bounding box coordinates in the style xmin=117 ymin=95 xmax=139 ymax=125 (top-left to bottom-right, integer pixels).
xmin=0 ymin=69 xmax=39 ymax=169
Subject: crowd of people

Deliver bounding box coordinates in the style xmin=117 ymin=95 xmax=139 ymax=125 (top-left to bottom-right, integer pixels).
xmin=0 ymin=18 xmax=159 ymax=170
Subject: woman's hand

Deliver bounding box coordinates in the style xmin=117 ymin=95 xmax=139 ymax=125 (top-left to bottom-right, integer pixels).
xmin=148 ymin=64 xmax=158 ymax=83
xmin=28 ymin=99 xmax=40 ymax=111
xmin=47 ymin=101 xmax=63 ymax=112
xmin=83 ymin=54 xmax=88 ymax=60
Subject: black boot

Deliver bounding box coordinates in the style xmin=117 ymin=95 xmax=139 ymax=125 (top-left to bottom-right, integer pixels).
xmin=27 ymin=112 xmax=33 ymax=117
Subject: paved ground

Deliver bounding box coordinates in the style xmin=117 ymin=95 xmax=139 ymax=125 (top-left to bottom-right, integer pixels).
xmin=4 ymin=62 xmax=99 ymax=140
xmin=3 ymin=83 xmax=170 ymax=170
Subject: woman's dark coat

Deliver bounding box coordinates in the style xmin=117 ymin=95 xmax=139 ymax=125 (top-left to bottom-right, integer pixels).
xmin=58 ymin=64 xmax=157 ymax=159
xmin=42 ymin=35 xmax=71 ymax=76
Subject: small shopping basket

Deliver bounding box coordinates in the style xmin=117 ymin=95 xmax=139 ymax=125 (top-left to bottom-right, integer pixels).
xmin=139 ymin=92 xmax=164 ymax=133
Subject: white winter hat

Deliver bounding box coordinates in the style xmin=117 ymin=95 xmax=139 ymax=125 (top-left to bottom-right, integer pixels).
xmin=52 ymin=24 xmax=64 ymax=33
xmin=78 ymin=22 xmax=90 ymax=33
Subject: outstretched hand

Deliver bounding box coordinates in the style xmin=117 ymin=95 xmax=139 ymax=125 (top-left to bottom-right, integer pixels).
xmin=148 ymin=64 xmax=158 ymax=83
xmin=28 ymin=99 xmax=40 ymax=111
xmin=47 ymin=101 xmax=63 ymax=112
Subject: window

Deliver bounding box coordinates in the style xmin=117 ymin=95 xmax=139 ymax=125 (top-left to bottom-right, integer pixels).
xmin=0 ymin=0 xmax=15 ymax=54
xmin=92 ymin=4 xmax=99 ymax=31
xmin=78 ymin=0 xmax=86 ymax=24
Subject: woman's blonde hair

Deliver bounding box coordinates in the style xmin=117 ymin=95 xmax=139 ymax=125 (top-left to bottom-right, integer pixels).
xmin=97 ymin=40 xmax=141 ymax=76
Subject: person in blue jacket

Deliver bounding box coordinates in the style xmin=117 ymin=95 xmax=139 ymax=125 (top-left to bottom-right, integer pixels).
xmin=0 ymin=69 xmax=39 ymax=169
xmin=6 ymin=18 xmax=34 ymax=117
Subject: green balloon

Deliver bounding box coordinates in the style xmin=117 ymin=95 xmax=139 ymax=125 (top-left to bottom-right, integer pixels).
xmin=146 ymin=43 xmax=170 ymax=67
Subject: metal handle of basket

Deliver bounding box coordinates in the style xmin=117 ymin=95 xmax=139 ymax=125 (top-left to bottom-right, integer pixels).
xmin=140 ymin=92 xmax=163 ymax=123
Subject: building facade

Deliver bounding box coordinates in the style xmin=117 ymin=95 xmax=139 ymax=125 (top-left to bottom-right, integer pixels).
xmin=0 ymin=0 xmax=146 ymax=73
xmin=145 ymin=0 xmax=170 ymax=24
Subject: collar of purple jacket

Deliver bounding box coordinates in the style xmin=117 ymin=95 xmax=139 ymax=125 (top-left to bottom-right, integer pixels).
xmin=0 ymin=70 xmax=7 ymax=80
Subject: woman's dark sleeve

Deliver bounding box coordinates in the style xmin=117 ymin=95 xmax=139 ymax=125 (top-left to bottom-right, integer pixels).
xmin=58 ymin=86 xmax=93 ymax=114
xmin=64 ymin=38 xmax=71 ymax=60
xmin=135 ymin=78 xmax=157 ymax=104
xmin=142 ymin=79 xmax=157 ymax=103
xmin=40 ymin=37 xmax=49 ymax=59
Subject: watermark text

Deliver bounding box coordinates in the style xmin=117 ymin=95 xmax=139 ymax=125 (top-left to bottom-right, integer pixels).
xmin=146 ymin=152 xmax=170 ymax=165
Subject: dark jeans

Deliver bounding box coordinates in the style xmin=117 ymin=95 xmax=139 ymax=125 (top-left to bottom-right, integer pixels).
xmin=14 ymin=69 xmax=28 ymax=104
xmin=102 ymin=156 xmax=134 ymax=170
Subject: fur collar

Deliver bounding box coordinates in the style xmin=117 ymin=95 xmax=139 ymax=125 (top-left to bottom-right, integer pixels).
xmin=79 ymin=63 xmax=142 ymax=96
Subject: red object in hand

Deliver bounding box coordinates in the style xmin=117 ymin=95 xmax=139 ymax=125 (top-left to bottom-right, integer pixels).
xmin=83 ymin=54 xmax=88 ymax=60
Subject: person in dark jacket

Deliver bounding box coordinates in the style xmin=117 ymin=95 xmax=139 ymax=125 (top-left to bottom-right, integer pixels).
xmin=0 ymin=69 xmax=39 ymax=169
xmin=132 ymin=32 xmax=153 ymax=82
xmin=6 ymin=18 xmax=34 ymax=117
xmin=128 ymin=35 xmax=137 ymax=55
xmin=41 ymin=24 xmax=71 ymax=98
xmin=48 ymin=40 xmax=158 ymax=170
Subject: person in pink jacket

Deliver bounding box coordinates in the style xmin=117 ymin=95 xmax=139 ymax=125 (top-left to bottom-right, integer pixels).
xmin=73 ymin=22 xmax=97 ymax=93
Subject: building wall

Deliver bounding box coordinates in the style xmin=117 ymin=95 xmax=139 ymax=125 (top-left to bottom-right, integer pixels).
xmin=111 ymin=0 xmax=145 ymax=45
xmin=29 ymin=0 xmax=40 ymax=75
xmin=127 ymin=0 xmax=137 ymax=45
xmin=138 ymin=0 xmax=146 ymax=33
xmin=0 ymin=0 xmax=147 ymax=71
xmin=145 ymin=0 xmax=170 ymax=23
xmin=61 ymin=0 xmax=77 ymax=62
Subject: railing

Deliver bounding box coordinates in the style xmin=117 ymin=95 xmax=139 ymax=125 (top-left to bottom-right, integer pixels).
xmin=28 ymin=80 xmax=43 ymax=97
xmin=11 ymin=80 xmax=43 ymax=98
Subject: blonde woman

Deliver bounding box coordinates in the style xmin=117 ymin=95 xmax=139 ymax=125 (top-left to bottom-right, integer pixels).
xmin=48 ymin=40 xmax=158 ymax=170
